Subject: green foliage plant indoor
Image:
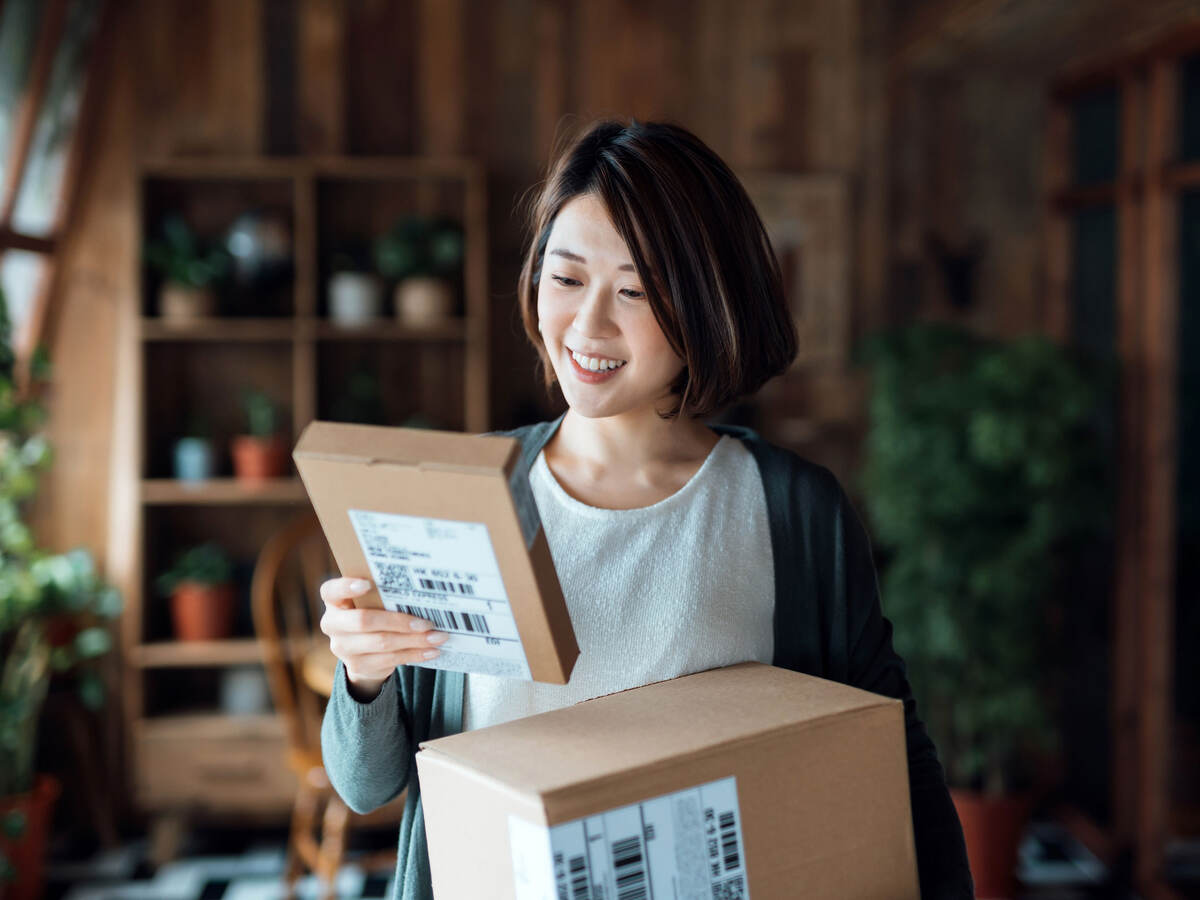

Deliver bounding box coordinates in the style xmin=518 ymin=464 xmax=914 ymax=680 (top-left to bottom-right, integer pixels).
xmin=855 ymin=321 xmax=1115 ymax=793
xmin=854 ymin=321 xmax=1116 ymax=893
xmin=0 ymin=286 xmax=123 ymax=892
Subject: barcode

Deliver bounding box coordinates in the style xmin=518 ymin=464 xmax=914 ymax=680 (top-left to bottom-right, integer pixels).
xmin=569 ymin=853 xmax=590 ymax=900
xmin=394 ymin=603 xmax=491 ymax=635
xmin=418 ymin=576 xmax=475 ymax=596
xmin=711 ymin=875 xmax=746 ymax=900
xmin=719 ymin=809 xmax=740 ymax=872
xmin=610 ymin=835 xmax=647 ymax=900
xmin=376 ymin=562 xmax=414 ymax=593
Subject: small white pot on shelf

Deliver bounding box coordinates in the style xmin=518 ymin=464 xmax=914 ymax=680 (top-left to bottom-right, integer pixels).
xmin=328 ymin=271 xmax=383 ymax=326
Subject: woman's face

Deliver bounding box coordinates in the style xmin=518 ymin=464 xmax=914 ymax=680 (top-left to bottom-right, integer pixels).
xmin=536 ymin=193 xmax=685 ymax=419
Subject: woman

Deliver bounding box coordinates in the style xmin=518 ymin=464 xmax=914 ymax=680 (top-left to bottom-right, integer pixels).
xmin=319 ymin=118 xmax=974 ymax=899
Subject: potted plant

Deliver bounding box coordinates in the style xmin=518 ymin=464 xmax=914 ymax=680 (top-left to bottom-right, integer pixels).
xmin=143 ymin=213 xmax=231 ymax=323
xmin=173 ymin=413 xmax=215 ymax=482
xmin=373 ymin=214 xmax=464 ymax=326
xmin=326 ymin=242 xmax=382 ymax=327
xmin=153 ymin=542 xmax=235 ymax=641
xmin=231 ymin=388 xmax=287 ymax=481
xmin=0 ymin=287 xmax=123 ymax=899
xmin=854 ymin=321 xmax=1115 ymax=899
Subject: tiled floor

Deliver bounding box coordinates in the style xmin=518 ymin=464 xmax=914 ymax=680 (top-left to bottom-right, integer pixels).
xmin=40 ymin=819 xmax=1184 ymax=899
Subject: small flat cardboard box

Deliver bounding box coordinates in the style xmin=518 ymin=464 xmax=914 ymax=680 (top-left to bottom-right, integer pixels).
xmin=416 ymin=661 xmax=919 ymax=900
xmin=292 ymin=420 xmax=578 ymax=684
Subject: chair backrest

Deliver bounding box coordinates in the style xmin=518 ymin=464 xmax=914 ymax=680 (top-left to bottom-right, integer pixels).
xmin=250 ymin=509 xmax=337 ymax=756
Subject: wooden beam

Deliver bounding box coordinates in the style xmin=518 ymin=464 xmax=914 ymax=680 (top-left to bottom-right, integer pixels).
xmin=0 ymin=0 xmax=68 ymax=227
xmin=1137 ymin=54 xmax=1178 ymax=897
xmin=0 ymin=228 xmax=55 ymax=254
xmin=889 ymin=0 xmax=1008 ymax=69
xmin=1112 ymin=67 xmax=1145 ymax=854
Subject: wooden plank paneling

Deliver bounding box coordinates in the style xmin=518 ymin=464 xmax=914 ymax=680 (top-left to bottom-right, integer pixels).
xmin=418 ymin=0 xmax=464 ymax=155
xmin=298 ymin=0 xmax=344 ymax=153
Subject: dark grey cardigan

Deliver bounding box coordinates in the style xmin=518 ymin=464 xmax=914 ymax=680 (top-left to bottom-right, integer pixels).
xmin=320 ymin=412 xmax=975 ymax=899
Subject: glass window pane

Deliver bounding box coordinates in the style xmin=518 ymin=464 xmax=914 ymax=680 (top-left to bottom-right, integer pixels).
xmin=0 ymin=250 xmax=48 ymax=351
xmin=1182 ymin=52 xmax=1200 ymax=163
xmin=0 ymin=0 xmax=48 ymax=189
xmin=1070 ymin=205 xmax=1117 ymax=355
xmin=11 ymin=0 xmax=101 ymax=237
xmin=1071 ymin=85 xmax=1119 ymax=186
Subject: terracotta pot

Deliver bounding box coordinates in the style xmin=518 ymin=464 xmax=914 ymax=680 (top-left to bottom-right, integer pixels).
xmin=0 ymin=774 xmax=61 ymax=900
xmin=170 ymin=581 xmax=235 ymax=641
xmin=950 ymin=787 xmax=1035 ymax=899
xmin=159 ymin=284 xmax=216 ymax=322
xmin=231 ymin=433 xmax=288 ymax=480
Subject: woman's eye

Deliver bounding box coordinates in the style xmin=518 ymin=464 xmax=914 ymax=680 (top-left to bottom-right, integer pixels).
xmin=621 ymin=289 xmax=646 ymax=300
xmin=549 ymin=275 xmax=579 ymax=287
xmin=550 ymin=274 xmax=644 ymax=300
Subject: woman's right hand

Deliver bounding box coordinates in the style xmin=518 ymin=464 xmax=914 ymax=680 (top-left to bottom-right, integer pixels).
xmin=319 ymin=576 xmax=449 ymax=701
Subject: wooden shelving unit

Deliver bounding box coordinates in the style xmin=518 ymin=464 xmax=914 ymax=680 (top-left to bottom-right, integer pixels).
xmin=112 ymin=156 xmax=489 ymax=819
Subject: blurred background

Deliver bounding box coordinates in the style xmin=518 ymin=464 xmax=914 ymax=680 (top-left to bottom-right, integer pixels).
xmin=0 ymin=0 xmax=1197 ymax=898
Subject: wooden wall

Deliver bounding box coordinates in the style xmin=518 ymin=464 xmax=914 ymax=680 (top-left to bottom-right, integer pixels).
xmin=32 ymin=0 xmax=884 ymax=565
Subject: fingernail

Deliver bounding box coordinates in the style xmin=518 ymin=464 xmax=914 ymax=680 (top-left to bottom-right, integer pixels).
xmin=350 ymin=579 xmax=370 ymax=592
xmin=409 ymin=619 xmax=433 ymax=632
xmin=427 ymin=632 xmax=449 ymax=645
xmin=423 ymin=649 xmax=440 ymax=659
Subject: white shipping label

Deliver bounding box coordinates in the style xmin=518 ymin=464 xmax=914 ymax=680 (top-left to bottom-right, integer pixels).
xmin=508 ymin=775 xmax=750 ymax=900
xmin=347 ymin=508 xmax=532 ymax=680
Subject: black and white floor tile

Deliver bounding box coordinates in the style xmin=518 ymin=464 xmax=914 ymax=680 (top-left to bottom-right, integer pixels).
xmin=45 ymin=827 xmax=395 ymax=900
xmin=41 ymin=819 xmax=1194 ymax=899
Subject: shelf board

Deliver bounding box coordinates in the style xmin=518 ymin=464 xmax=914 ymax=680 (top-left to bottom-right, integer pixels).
xmin=308 ymin=317 xmax=467 ymax=341
xmin=135 ymin=712 xmax=285 ymax=742
xmin=133 ymin=637 xmax=312 ymax=668
xmin=140 ymin=318 xmax=294 ymax=342
xmin=139 ymin=316 xmax=469 ymax=342
xmin=142 ymin=477 xmax=308 ymax=505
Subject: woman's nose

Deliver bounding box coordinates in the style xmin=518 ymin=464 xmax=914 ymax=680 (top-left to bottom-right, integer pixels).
xmin=572 ymin=285 xmax=615 ymax=335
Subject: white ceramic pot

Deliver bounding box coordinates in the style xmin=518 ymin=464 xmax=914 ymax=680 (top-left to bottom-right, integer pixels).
xmin=329 ymin=272 xmax=382 ymax=325
xmin=395 ymin=276 xmax=453 ymax=326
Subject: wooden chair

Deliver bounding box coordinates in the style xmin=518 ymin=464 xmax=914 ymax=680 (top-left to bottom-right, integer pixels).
xmin=250 ymin=509 xmax=401 ymax=899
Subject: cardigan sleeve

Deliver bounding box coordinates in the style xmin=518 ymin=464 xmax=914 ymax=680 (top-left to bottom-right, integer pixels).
xmin=833 ymin=479 xmax=977 ymax=900
xmin=319 ymin=657 xmax=414 ymax=814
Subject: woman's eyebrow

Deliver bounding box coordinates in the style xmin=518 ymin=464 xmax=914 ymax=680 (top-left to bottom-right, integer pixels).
xmin=548 ymin=247 xmax=636 ymax=272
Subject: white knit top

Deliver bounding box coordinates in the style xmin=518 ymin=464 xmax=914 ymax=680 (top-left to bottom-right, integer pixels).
xmin=462 ymin=433 xmax=775 ymax=732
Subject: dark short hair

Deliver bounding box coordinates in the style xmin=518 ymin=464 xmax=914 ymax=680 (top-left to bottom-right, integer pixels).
xmin=516 ymin=117 xmax=798 ymax=420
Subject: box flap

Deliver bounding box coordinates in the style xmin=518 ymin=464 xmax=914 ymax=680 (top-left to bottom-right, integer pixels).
xmin=293 ymin=419 xmax=518 ymax=475
xmin=418 ymin=662 xmax=898 ymax=796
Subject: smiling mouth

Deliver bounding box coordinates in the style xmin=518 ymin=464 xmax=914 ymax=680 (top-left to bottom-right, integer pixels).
xmin=567 ymin=347 xmax=628 ymax=372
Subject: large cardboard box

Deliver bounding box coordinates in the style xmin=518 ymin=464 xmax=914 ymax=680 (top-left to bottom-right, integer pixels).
xmin=416 ymin=661 xmax=919 ymax=900
xmin=292 ymin=420 xmax=578 ymax=683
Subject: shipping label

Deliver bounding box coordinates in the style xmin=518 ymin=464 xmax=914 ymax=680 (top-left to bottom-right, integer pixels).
xmin=509 ymin=775 xmax=750 ymax=900
xmin=347 ymin=508 xmax=532 ymax=680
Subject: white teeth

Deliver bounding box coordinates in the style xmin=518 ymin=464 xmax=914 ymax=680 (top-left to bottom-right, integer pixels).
xmin=572 ymin=350 xmax=627 ymax=371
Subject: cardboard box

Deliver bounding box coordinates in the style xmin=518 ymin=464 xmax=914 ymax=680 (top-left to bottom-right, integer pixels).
xmin=416 ymin=661 xmax=919 ymax=900
xmin=292 ymin=420 xmax=578 ymax=683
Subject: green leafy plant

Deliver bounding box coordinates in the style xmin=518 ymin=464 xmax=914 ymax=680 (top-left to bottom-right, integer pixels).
xmin=239 ymin=388 xmax=278 ymax=438
xmin=854 ymin=321 xmax=1116 ymax=794
xmin=153 ymin=542 xmax=233 ymax=597
xmin=373 ymin=214 xmax=464 ymax=281
xmin=0 ymin=286 xmax=123 ymax=882
xmin=143 ymin=213 xmax=232 ymax=289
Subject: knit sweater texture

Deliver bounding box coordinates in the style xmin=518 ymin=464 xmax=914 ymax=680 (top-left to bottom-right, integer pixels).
xmin=319 ymin=411 xmax=976 ymax=899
